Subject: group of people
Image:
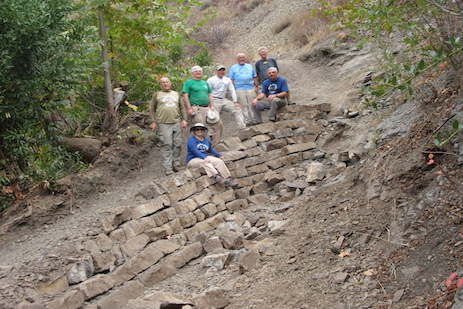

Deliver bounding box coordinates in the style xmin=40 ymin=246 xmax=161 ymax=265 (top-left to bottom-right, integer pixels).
xmin=149 ymin=47 xmax=290 ymax=185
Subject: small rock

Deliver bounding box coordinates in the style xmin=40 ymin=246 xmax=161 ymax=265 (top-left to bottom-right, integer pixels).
xmin=286 ymin=181 xmax=309 ymax=191
xmin=238 ymin=249 xmax=260 ymax=274
xmin=334 ymin=236 xmax=345 ymax=249
xmin=392 ymin=289 xmax=405 ymax=303
xmin=334 ymin=272 xmax=349 ymax=284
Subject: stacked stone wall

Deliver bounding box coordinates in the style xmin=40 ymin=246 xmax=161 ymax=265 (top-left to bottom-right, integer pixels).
xmin=32 ymin=104 xmax=330 ymax=309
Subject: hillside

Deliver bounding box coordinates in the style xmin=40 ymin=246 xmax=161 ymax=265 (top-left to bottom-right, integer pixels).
xmin=1 ymin=0 xmax=463 ymax=309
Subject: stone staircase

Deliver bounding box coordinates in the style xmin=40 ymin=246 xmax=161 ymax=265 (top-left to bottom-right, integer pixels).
xmin=13 ymin=103 xmax=337 ymax=309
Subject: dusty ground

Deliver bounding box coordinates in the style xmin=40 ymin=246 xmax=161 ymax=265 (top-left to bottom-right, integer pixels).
xmin=1 ymin=0 xmax=463 ymax=308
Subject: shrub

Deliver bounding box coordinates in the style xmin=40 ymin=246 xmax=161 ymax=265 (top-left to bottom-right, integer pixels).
xmin=273 ymin=20 xmax=292 ymax=35
xmin=238 ymin=0 xmax=264 ymax=12
xmin=199 ymin=22 xmax=232 ymax=50
xmin=0 ymin=0 xmax=94 ymax=197
xmin=290 ymin=10 xmax=334 ymax=46
xmin=317 ymin=0 xmax=463 ymax=106
xmin=193 ymin=48 xmax=213 ymax=68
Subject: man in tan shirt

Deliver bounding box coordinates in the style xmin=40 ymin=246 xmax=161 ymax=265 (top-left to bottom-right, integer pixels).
xmin=149 ymin=77 xmax=188 ymax=175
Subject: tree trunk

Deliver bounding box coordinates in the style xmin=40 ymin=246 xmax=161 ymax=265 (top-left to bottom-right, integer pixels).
xmin=98 ymin=6 xmax=118 ymax=133
xmin=61 ymin=137 xmax=102 ymax=163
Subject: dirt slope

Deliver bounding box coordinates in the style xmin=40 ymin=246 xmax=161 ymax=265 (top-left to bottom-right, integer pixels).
xmin=1 ymin=0 xmax=463 ymax=308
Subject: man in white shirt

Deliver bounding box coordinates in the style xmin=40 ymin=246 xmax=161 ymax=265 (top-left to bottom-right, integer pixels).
xmin=207 ymin=65 xmax=246 ymax=142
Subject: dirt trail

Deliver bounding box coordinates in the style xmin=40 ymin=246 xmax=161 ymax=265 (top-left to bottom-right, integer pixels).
xmin=1 ymin=1 xmax=463 ymax=308
xmin=0 ymin=42 xmax=367 ymax=307
xmin=0 ymin=53 xmax=349 ymax=268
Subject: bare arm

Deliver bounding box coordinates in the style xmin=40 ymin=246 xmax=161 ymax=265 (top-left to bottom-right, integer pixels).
xmin=183 ymin=92 xmax=195 ymax=116
xmin=178 ymin=94 xmax=188 ymax=128
xmin=208 ymin=93 xmax=215 ymax=110
xmin=252 ymin=92 xmax=266 ymax=105
xmin=149 ymin=92 xmax=158 ymax=130
xmin=267 ymin=91 xmax=288 ymax=101
xmin=228 ymin=80 xmax=238 ymax=103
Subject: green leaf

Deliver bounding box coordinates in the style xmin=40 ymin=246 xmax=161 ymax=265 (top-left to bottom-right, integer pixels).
xmin=417 ymin=60 xmax=425 ymax=72
xmin=453 ymin=120 xmax=460 ymax=130
xmin=91 ymin=0 xmax=111 ymax=7
xmin=407 ymin=85 xmax=413 ymax=95
xmin=371 ymin=90 xmax=385 ymax=96
xmin=437 ymin=46 xmax=444 ymax=58
xmin=403 ymin=37 xmax=416 ymax=46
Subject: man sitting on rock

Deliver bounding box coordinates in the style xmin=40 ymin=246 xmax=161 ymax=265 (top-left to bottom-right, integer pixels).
xmin=251 ymin=67 xmax=289 ymax=123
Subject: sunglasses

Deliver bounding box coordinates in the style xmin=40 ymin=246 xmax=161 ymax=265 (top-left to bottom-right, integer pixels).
xmin=194 ymin=128 xmax=206 ymax=131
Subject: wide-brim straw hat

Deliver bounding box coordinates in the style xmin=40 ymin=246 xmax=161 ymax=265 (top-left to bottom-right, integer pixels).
xmin=206 ymin=109 xmax=220 ymax=124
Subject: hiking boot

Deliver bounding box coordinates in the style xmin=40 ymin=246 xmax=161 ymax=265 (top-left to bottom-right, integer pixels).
xmin=224 ymin=178 xmax=238 ymax=187
xmin=173 ymin=165 xmax=181 ymax=172
xmin=165 ymin=169 xmax=174 ymax=176
xmin=214 ymin=174 xmax=226 ymax=184
xmin=287 ymin=99 xmax=296 ymax=105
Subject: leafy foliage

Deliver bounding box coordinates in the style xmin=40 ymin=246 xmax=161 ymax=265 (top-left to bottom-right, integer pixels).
xmin=317 ymin=0 xmax=463 ymax=105
xmin=192 ymin=47 xmax=214 ymax=67
xmin=434 ymin=119 xmax=463 ymax=148
xmin=317 ymin=0 xmax=463 ymax=146
xmin=86 ymin=0 xmax=210 ymax=106
xmin=0 ymin=0 xmax=210 ymax=210
xmin=0 ymin=0 xmax=95 ymax=186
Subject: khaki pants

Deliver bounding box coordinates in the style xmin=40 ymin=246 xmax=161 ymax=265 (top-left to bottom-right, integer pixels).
xmin=189 ymin=105 xmax=223 ymax=147
xmin=187 ymin=156 xmax=231 ymax=179
xmin=157 ymin=122 xmax=182 ymax=171
xmin=236 ymin=89 xmax=256 ymax=125
xmin=213 ymin=97 xmax=246 ymax=131
xmin=252 ymin=97 xmax=286 ymax=123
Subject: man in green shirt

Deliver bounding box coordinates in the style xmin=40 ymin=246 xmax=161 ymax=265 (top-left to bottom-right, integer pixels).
xmin=183 ymin=65 xmax=222 ymax=147
xmin=150 ymin=77 xmax=188 ymax=175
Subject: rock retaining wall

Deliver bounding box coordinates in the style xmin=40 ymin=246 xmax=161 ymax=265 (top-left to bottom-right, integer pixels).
xmin=23 ymin=104 xmax=331 ymax=309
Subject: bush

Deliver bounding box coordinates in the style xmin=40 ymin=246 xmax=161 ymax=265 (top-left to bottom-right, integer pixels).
xmin=0 ymin=0 xmax=95 ymax=211
xmin=273 ymin=20 xmax=292 ymax=35
xmin=238 ymin=0 xmax=264 ymax=12
xmin=192 ymin=48 xmax=213 ymax=67
xmin=317 ymin=0 xmax=463 ymax=105
xmin=200 ymin=23 xmax=232 ymax=50
xmin=290 ymin=10 xmax=334 ymax=46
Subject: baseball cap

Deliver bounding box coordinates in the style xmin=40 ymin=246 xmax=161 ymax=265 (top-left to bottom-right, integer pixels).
xmin=216 ymin=65 xmax=226 ymax=71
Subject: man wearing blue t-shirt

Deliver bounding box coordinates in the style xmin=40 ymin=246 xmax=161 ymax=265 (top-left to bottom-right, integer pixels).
xmin=229 ymin=53 xmax=259 ymax=126
xmin=252 ymin=67 xmax=289 ymax=123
